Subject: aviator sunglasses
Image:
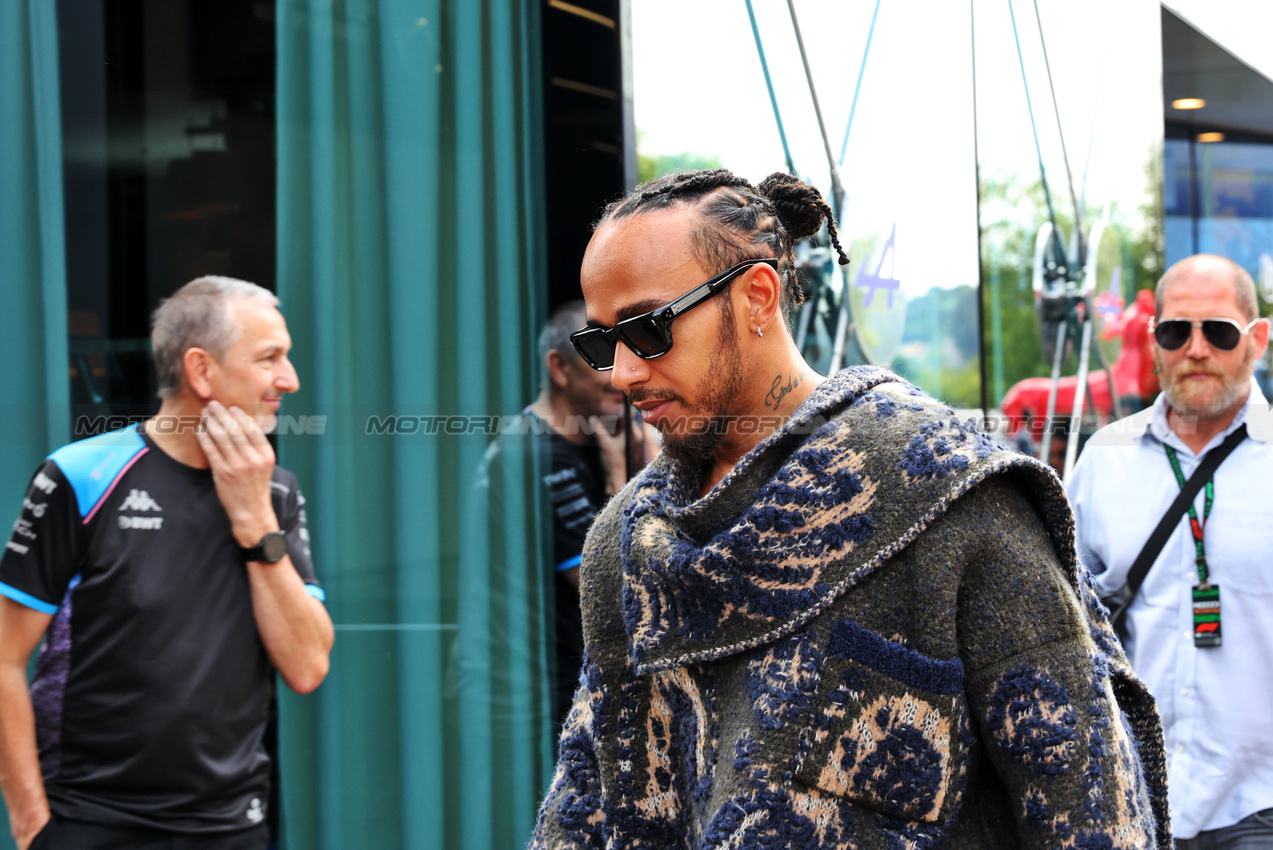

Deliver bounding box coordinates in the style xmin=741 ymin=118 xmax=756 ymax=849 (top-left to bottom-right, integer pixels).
xmin=1150 ymin=316 xmax=1264 ymax=352
xmin=570 ymin=257 xmax=778 ymax=371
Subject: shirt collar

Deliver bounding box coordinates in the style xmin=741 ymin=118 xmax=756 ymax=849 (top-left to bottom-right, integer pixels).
xmin=1145 ymin=377 xmax=1272 ymax=448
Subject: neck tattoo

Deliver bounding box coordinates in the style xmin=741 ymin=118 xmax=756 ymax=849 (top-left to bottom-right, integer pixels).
xmin=764 ymin=373 xmax=802 ymax=410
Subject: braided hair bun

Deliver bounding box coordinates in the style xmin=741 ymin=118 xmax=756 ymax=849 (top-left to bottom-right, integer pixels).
xmin=757 ymin=172 xmax=849 ymax=265
xmin=594 ymin=167 xmax=849 ymax=320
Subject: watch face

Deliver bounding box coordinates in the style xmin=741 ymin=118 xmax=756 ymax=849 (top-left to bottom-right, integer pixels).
xmin=262 ymin=532 xmax=289 ymax=562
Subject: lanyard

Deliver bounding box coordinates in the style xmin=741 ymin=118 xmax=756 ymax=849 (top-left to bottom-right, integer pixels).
xmin=1163 ymin=444 xmax=1213 ymax=588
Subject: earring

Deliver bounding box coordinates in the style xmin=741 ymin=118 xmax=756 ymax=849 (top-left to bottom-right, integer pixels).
xmin=755 ymin=326 xmax=764 ymax=338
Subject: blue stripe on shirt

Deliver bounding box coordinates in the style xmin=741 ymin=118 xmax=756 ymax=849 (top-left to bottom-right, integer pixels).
xmin=48 ymin=425 xmax=146 ymax=518
xmin=305 ymin=584 xmax=326 ymax=602
xmin=0 ymin=581 xmax=58 ymax=614
xmin=556 ymin=554 xmax=582 ymax=573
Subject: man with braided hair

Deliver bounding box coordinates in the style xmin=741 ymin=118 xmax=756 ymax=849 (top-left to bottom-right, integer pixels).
xmin=529 ymin=168 xmax=1169 ymax=849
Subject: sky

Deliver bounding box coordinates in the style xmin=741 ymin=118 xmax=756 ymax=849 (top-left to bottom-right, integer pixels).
xmin=630 ymin=0 xmax=1165 ymax=297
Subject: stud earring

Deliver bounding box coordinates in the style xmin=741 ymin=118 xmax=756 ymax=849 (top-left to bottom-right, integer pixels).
xmin=755 ymin=326 xmax=764 ymax=338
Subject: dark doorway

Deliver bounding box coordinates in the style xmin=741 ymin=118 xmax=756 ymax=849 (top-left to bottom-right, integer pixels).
xmin=58 ymin=0 xmax=277 ymax=429
xmin=540 ymin=0 xmax=630 ymax=310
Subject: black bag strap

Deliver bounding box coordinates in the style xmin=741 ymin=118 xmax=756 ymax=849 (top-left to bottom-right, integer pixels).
xmin=1120 ymin=422 xmax=1248 ymax=612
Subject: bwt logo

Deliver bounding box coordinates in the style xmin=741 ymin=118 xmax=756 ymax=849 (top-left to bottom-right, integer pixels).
xmin=119 ymin=516 xmax=163 ymax=530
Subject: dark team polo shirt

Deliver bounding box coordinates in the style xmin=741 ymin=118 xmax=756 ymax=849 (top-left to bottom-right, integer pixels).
xmin=536 ymin=417 xmax=606 ymax=736
xmin=0 ymin=425 xmax=324 ymax=834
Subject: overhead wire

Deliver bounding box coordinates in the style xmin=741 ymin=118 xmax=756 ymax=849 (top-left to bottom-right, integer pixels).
xmin=744 ymin=2 xmax=882 ymax=368
xmin=784 ymin=0 xmax=857 ymax=370
xmin=1007 ymin=0 xmax=1063 ymax=264
xmin=972 ymin=0 xmax=991 ymax=421
xmin=838 ymin=0 xmax=882 ymax=170
xmin=744 ymin=0 xmax=797 ymax=175
xmin=785 ymin=0 xmax=846 ymax=209
xmin=1032 ymin=0 xmax=1084 ymax=264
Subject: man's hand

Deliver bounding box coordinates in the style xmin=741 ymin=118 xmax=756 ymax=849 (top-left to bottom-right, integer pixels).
xmin=196 ymin=403 xmax=334 ymax=694
xmin=196 ymin=402 xmax=279 ymax=547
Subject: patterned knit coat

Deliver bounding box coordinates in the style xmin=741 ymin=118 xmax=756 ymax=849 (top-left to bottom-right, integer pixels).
xmin=530 ymin=367 xmax=1169 ymax=849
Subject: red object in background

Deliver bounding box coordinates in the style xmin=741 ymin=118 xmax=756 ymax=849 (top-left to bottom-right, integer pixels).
xmin=1000 ymin=289 xmax=1159 ymax=442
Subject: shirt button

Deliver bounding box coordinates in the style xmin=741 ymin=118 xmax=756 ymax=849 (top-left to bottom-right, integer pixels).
xmin=1180 ymin=688 xmax=1189 ymax=696
xmin=1177 ymin=744 xmax=1186 ymax=753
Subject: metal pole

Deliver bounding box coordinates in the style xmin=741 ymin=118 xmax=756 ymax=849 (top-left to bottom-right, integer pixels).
xmin=1063 ymin=309 xmax=1094 ymax=482
xmin=1039 ymin=320 xmax=1067 ymax=465
xmin=972 ymin=0 xmax=991 ymax=421
xmin=1032 ymin=0 xmax=1084 ymax=264
xmin=829 ymin=295 xmax=851 ymax=372
xmin=785 ymin=0 xmax=845 ymax=206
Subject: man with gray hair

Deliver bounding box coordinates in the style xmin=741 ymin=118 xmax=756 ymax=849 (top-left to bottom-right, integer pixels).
xmin=0 ymin=276 xmax=333 ymax=849
xmin=1069 ymin=254 xmax=1272 ymax=846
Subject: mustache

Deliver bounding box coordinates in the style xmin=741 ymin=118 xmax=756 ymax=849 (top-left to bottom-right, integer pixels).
xmin=1166 ymin=360 xmax=1225 ymax=378
xmin=626 ymin=386 xmax=687 ymax=407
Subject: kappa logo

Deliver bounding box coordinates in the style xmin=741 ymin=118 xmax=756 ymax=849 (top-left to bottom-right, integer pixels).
xmin=118 ymin=490 xmax=163 ymax=512
xmin=119 ymin=515 xmax=163 ymax=530
xmin=246 ymin=797 xmax=265 ymax=824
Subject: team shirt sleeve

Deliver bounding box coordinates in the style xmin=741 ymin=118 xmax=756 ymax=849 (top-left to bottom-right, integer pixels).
xmin=0 ymin=461 xmax=85 ymax=614
xmin=273 ymin=471 xmax=323 ymax=602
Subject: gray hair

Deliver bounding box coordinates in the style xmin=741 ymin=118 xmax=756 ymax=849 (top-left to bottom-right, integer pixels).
xmin=538 ymin=301 xmax=587 ymax=388
xmin=151 ymin=276 xmax=279 ymax=399
xmin=1156 ymin=254 xmax=1259 ymax=321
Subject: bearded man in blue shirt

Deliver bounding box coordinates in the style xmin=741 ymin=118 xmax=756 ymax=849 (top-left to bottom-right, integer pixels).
xmin=1069 ymin=253 xmax=1273 ymax=846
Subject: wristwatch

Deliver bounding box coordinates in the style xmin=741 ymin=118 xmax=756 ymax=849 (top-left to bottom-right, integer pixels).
xmin=240 ymin=530 xmax=289 ymax=563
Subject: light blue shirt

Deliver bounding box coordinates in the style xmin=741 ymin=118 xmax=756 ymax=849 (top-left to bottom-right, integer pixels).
xmin=1068 ymin=379 xmax=1273 ymax=839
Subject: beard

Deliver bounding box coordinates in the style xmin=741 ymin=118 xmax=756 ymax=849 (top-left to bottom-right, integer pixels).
xmin=650 ymin=304 xmax=745 ymax=470
xmin=1154 ymin=343 xmax=1255 ymax=420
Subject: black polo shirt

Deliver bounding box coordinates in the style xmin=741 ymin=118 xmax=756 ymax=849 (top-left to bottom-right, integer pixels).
xmin=0 ymin=426 xmax=323 ymax=833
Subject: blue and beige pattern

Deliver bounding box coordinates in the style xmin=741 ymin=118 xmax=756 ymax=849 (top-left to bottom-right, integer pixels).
xmin=531 ymin=367 xmax=1169 ymax=850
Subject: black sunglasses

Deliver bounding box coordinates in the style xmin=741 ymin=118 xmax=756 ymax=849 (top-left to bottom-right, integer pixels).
xmin=569 ymin=258 xmax=778 ymax=371
xmin=1151 ymin=316 xmax=1263 ymax=352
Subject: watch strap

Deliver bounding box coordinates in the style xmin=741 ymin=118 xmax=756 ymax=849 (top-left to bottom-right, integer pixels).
xmin=240 ymin=530 xmax=288 ymax=563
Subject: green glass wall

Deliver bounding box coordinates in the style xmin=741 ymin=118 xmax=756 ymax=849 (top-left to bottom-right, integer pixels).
xmin=0 ymin=5 xmax=69 ymax=848
xmin=275 ymin=1 xmax=553 ymax=848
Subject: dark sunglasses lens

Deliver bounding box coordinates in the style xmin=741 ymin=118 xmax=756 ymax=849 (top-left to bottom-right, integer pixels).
xmin=1155 ymin=320 xmax=1191 ymax=350
xmin=1202 ymin=321 xmax=1241 ymax=351
xmin=618 ymin=318 xmax=670 ymax=357
xmin=571 ymin=331 xmax=615 ymax=369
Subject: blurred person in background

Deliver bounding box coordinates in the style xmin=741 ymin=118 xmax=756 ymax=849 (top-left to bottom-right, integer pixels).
xmin=1070 ymin=254 xmax=1273 ymax=847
